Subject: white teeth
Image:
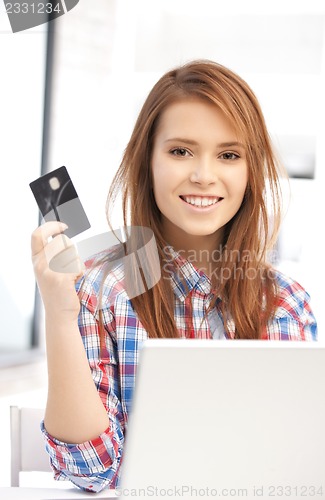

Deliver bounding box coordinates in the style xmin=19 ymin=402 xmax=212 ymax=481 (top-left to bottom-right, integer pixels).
xmin=183 ymin=196 xmax=219 ymax=207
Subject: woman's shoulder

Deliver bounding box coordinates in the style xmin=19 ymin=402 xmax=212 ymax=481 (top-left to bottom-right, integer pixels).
xmin=268 ymin=268 xmax=317 ymax=340
xmin=272 ymin=268 xmax=312 ymax=314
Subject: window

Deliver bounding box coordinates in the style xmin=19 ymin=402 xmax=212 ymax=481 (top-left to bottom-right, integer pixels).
xmin=0 ymin=6 xmax=47 ymax=365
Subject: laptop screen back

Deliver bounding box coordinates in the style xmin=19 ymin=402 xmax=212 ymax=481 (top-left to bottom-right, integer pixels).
xmin=119 ymin=340 xmax=325 ymax=499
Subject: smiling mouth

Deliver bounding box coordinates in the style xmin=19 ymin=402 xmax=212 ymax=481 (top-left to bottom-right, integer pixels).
xmin=180 ymin=195 xmax=223 ymax=208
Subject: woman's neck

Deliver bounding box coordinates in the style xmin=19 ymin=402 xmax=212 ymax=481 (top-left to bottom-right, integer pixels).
xmin=165 ymin=231 xmax=224 ymax=278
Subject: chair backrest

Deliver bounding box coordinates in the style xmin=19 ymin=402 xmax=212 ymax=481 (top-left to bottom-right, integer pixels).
xmin=10 ymin=406 xmax=52 ymax=487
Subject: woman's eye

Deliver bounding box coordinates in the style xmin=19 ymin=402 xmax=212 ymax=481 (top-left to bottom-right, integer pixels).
xmin=219 ymin=152 xmax=239 ymax=160
xmin=170 ymin=148 xmax=190 ymax=157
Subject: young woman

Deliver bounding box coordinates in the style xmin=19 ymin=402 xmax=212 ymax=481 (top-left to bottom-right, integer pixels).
xmin=31 ymin=60 xmax=317 ymax=492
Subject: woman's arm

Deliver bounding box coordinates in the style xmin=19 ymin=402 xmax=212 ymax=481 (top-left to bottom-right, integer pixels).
xmin=31 ymin=221 xmax=110 ymax=443
xmin=41 ymin=299 xmax=124 ymax=493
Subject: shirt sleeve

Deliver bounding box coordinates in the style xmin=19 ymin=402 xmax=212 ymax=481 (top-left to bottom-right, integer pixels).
xmin=41 ymin=272 xmax=125 ymax=493
xmin=266 ymin=271 xmax=318 ymax=341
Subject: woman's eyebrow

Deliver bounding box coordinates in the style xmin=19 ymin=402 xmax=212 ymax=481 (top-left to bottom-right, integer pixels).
xmin=163 ymin=137 xmax=198 ymax=145
xmin=216 ymin=141 xmax=245 ymax=149
xmin=163 ymin=138 xmax=245 ymax=149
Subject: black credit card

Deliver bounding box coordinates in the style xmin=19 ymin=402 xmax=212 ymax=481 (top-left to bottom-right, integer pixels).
xmin=29 ymin=166 xmax=91 ymax=238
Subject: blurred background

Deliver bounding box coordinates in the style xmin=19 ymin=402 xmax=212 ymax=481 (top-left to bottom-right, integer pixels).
xmin=0 ymin=0 xmax=324 ymax=486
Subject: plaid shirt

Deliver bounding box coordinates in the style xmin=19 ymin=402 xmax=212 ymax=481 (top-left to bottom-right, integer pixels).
xmin=41 ymin=246 xmax=317 ymax=492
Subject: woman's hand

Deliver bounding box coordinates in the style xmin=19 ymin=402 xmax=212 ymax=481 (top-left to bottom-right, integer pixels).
xmin=31 ymin=221 xmax=85 ymax=321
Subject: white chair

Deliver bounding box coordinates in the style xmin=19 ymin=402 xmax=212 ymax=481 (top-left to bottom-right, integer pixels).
xmin=10 ymin=406 xmax=52 ymax=486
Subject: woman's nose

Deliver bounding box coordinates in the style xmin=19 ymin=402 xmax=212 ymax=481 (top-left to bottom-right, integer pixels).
xmin=189 ymin=156 xmax=217 ymax=185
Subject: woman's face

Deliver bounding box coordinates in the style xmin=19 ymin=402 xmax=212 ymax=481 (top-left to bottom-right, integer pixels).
xmin=151 ymin=98 xmax=248 ymax=248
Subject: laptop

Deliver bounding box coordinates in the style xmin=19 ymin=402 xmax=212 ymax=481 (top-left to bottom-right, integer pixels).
xmin=119 ymin=339 xmax=325 ymax=499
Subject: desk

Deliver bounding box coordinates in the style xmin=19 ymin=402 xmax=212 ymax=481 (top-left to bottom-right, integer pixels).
xmin=0 ymin=487 xmax=118 ymax=499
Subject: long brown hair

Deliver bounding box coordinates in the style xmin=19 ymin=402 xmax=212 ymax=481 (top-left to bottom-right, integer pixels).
xmin=105 ymin=60 xmax=284 ymax=339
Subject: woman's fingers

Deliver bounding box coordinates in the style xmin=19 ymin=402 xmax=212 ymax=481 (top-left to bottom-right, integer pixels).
xmin=48 ymin=242 xmax=85 ymax=275
xmin=31 ymin=222 xmax=85 ymax=276
xmin=31 ymin=222 xmax=84 ymax=319
xmin=31 ymin=221 xmax=68 ymax=256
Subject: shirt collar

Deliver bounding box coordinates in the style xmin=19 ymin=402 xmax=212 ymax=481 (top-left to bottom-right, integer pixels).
xmin=163 ymin=245 xmax=215 ymax=302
